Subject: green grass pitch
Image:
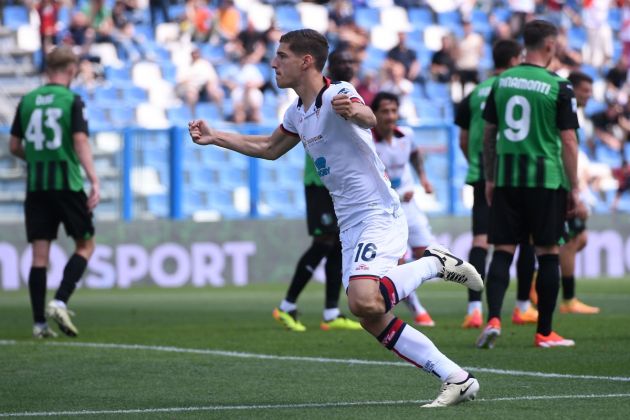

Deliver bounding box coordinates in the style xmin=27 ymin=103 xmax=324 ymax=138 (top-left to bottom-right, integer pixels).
xmin=1 ymin=279 xmax=629 ymax=419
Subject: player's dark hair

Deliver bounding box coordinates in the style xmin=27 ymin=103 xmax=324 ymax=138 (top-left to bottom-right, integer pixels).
xmin=279 ymin=29 xmax=329 ymax=72
xmin=493 ymin=39 xmax=522 ymax=69
xmin=523 ymin=20 xmax=558 ymax=50
xmin=46 ymin=46 xmax=78 ymax=73
xmin=568 ymin=71 xmax=593 ymax=88
xmin=371 ymin=91 xmax=399 ymax=112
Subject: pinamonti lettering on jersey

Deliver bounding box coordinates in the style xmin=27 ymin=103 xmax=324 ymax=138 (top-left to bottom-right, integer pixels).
xmin=498 ymin=77 xmax=552 ymax=95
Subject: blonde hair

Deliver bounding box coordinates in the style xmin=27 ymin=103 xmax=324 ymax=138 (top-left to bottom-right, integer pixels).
xmin=46 ymin=46 xmax=79 ymax=73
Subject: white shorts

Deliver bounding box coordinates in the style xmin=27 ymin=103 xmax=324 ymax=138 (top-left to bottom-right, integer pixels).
xmin=341 ymin=210 xmax=408 ymax=289
xmin=403 ymin=200 xmax=436 ymax=249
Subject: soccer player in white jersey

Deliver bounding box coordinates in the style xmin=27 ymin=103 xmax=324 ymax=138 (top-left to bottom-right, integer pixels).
xmin=189 ymin=29 xmax=483 ymax=407
xmin=371 ymin=91 xmax=437 ymax=328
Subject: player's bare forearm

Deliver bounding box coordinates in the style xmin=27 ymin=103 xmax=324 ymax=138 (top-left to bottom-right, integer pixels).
xmin=348 ymin=102 xmax=376 ymax=128
xmin=482 ymin=124 xmax=498 ymax=182
xmin=9 ymin=135 xmax=25 ymax=160
xmin=459 ymin=130 xmax=469 ymax=162
xmin=410 ymin=149 xmax=427 ymax=179
xmin=560 ymin=129 xmax=579 ymax=190
xmin=189 ymin=120 xmax=299 ymax=160
xmin=74 ymin=134 xmax=99 ymax=186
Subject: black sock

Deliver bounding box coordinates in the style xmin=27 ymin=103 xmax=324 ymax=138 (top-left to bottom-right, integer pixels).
xmin=285 ymin=241 xmax=332 ymax=303
xmin=561 ymin=275 xmax=575 ymax=300
xmin=486 ymin=250 xmax=514 ymax=321
xmin=467 ymin=246 xmax=487 ymax=302
xmin=536 ymin=254 xmax=560 ymax=335
xmin=54 ymin=254 xmax=88 ymax=303
xmin=324 ymin=239 xmax=342 ymax=309
xmin=29 ymin=267 xmax=47 ymax=323
xmin=516 ymin=243 xmax=536 ymax=301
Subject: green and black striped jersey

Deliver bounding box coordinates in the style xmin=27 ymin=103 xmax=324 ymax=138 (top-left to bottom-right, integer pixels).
xmin=11 ymin=84 xmax=89 ymax=192
xmin=483 ymin=63 xmax=579 ymax=190
xmin=455 ymin=75 xmax=496 ymax=184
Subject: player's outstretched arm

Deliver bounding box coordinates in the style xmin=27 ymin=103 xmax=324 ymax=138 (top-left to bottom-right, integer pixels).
xmin=331 ymin=94 xmax=376 ymax=128
xmin=188 ymin=120 xmax=300 ymax=160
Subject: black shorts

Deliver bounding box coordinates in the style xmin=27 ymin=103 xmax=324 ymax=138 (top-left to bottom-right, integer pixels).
xmin=25 ymin=190 xmax=95 ymax=242
xmin=305 ymin=185 xmax=338 ymax=236
xmin=565 ymin=217 xmax=587 ymax=240
xmin=471 ymin=181 xmax=489 ymax=236
xmin=488 ymin=187 xmax=567 ymax=247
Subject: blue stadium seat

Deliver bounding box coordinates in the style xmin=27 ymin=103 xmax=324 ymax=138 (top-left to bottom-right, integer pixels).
xmin=2 ymin=6 xmax=29 ymax=29
xmin=134 ymin=24 xmax=155 ymax=42
xmin=492 ymin=8 xmax=511 ymax=23
xmin=580 ymin=64 xmax=599 ymax=81
xmin=183 ymin=191 xmax=204 ymax=214
xmin=218 ymin=166 xmax=248 ymax=189
xmin=122 ymin=86 xmax=149 ymax=105
xmin=437 ymin=10 xmax=461 ymax=29
xmin=105 ymin=65 xmax=132 ymax=83
xmin=147 ymin=194 xmax=169 ymax=216
xmin=276 ymin=6 xmax=303 ymax=31
xmin=195 ymin=103 xmax=222 ymax=120
xmin=201 ymin=147 xmax=229 ymax=165
xmin=355 ymin=8 xmax=380 ymax=29
xmin=609 ymin=7 xmax=621 ymax=32
xmin=93 ymin=86 xmax=121 ymax=107
xmin=167 ymin=106 xmax=194 ymax=126
xmin=415 ymin=99 xmax=443 ymax=121
xmin=568 ymin=27 xmax=587 ymax=52
xmin=425 ymin=82 xmax=449 ymax=100
xmin=109 ymin=106 xmax=136 ymax=127
xmin=408 ymin=7 xmax=433 ymax=29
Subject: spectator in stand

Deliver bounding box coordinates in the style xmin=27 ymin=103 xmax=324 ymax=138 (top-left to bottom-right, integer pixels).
xmin=612 ymin=159 xmax=630 ymax=211
xmin=508 ymin=0 xmax=536 ymax=38
xmin=64 ymin=10 xmax=92 ymax=56
xmin=356 ymin=69 xmax=379 ymax=107
xmin=605 ymin=56 xmax=629 ymax=103
xmin=431 ymin=34 xmax=457 ymax=84
xmin=328 ymin=0 xmax=355 ymax=47
xmin=73 ymin=55 xmax=105 ymax=93
xmin=582 ymin=0 xmax=614 ymax=68
xmin=380 ymin=61 xmax=418 ymax=122
xmin=622 ymin=0 xmax=630 ymax=65
xmin=183 ymin=0 xmax=212 ymax=43
xmin=175 ymin=48 xmax=225 ymax=118
xmin=214 ymin=0 xmax=241 ymax=43
xmin=82 ymin=0 xmax=116 ymax=44
xmin=454 ymin=20 xmax=484 ymax=102
xmin=111 ymin=0 xmax=147 ymax=62
xmin=149 ymin=0 xmax=170 ymax=28
xmin=227 ymin=18 xmax=267 ymax=63
xmin=591 ymin=100 xmax=630 ymax=152
xmin=222 ymin=57 xmax=265 ymax=123
xmin=385 ymin=31 xmax=422 ymax=84
xmin=36 ymin=0 xmax=61 ymax=57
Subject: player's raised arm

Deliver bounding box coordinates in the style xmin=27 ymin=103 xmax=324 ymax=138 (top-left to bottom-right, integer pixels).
xmin=188 ymin=120 xmax=301 ymax=160
xmin=331 ymin=94 xmax=376 ymax=128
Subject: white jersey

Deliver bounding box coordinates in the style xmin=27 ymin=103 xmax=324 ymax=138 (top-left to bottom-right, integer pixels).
xmin=281 ymin=78 xmax=400 ymax=230
xmin=372 ymin=126 xmax=416 ymax=197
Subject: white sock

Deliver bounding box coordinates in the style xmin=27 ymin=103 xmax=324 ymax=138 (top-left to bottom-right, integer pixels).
xmin=516 ymin=300 xmax=530 ymax=312
xmin=382 ymin=319 xmax=462 ymax=382
xmin=52 ymin=299 xmax=67 ymax=309
xmin=404 ymin=293 xmax=426 ymax=315
xmin=323 ymin=307 xmax=340 ymax=321
xmin=445 ymin=369 xmax=470 ymax=384
xmin=34 ymin=322 xmax=48 ymax=329
xmin=384 ymin=256 xmax=441 ymax=301
xmin=468 ymin=301 xmax=482 ymax=315
xmin=279 ymin=300 xmax=296 ymax=313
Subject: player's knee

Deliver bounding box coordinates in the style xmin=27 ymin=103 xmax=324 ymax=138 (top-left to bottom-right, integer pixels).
xmin=75 ymin=238 xmax=95 ymax=259
xmin=348 ymin=294 xmax=383 ymax=318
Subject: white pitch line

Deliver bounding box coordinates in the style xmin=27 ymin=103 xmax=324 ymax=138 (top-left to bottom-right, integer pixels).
xmin=1 ymin=340 xmax=630 ymax=383
xmin=1 ymin=394 xmax=630 ymax=418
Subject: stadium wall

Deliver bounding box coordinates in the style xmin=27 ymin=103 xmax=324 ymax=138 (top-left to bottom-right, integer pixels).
xmin=1 ymin=215 xmax=630 ymax=290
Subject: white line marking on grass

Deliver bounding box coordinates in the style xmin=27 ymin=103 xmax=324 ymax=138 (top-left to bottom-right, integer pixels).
xmin=2 ymin=340 xmax=630 ymax=383
xmin=1 ymin=394 xmax=630 ymax=417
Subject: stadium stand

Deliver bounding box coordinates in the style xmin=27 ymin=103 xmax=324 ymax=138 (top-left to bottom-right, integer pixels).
xmin=0 ymin=0 xmax=628 ymax=221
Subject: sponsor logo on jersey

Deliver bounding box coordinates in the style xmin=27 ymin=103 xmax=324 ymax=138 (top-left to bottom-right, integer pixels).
xmin=354 ymin=263 xmax=370 ymax=271
xmin=304 ymin=134 xmax=324 ymax=146
xmin=337 ymin=87 xmax=350 ymax=95
xmin=314 ymin=157 xmax=330 ymax=177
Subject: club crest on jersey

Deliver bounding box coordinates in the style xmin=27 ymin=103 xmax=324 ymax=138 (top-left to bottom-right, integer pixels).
xmin=314 ymin=157 xmax=330 ymax=177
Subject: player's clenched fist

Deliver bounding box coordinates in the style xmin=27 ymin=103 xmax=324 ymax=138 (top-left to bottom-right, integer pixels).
xmin=188 ymin=120 xmax=215 ymax=145
xmin=331 ymin=94 xmax=353 ymax=119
